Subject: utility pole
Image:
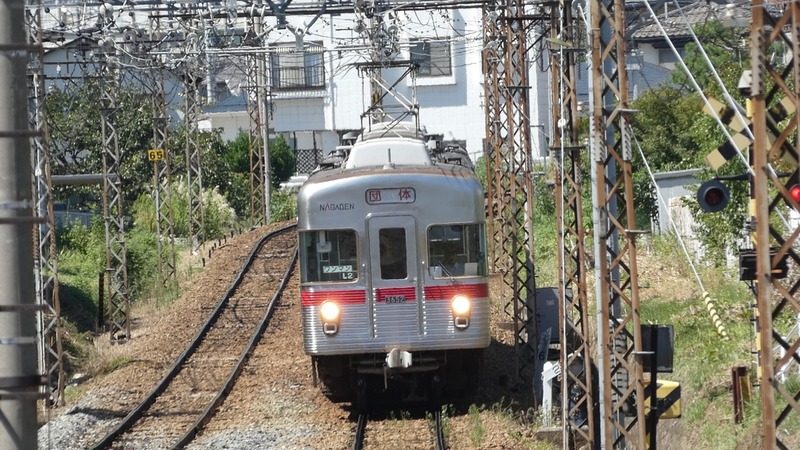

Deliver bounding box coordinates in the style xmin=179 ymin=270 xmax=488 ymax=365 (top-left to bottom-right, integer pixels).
xmin=26 ymin=0 xmax=65 ymax=406
xmin=482 ymin=0 xmax=538 ymax=397
xmin=749 ymin=1 xmax=800 ymax=448
xmin=183 ymin=30 xmax=205 ymax=253
xmin=550 ymin=0 xmax=595 ymax=446
xmin=1 ymin=0 xmax=41 ymax=448
xmin=588 ymin=0 xmax=647 ymax=447
xmin=100 ymin=51 xmax=131 ymax=342
xmin=246 ymin=16 xmax=269 ymax=227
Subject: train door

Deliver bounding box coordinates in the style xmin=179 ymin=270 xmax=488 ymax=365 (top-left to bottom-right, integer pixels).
xmin=367 ymin=216 xmax=421 ymax=339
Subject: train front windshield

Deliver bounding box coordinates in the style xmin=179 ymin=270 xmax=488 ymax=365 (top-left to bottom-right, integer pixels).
xmin=428 ymin=224 xmax=486 ymax=278
xmin=300 ymin=229 xmax=358 ymax=283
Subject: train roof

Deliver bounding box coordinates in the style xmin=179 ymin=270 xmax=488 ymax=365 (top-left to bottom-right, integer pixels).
xmin=344 ymin=137 xmax=432 ymax=169
xmin=358 ymin=121 xmax=425 ymax=141
xmin=308 ymin=122 xmax=475 ymax=176
xmin=304 ymin=158 xmax=477 ymax=185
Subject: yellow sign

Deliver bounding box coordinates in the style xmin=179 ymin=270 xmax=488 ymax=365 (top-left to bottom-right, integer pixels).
xmin=644 ymin=379 xmax=681 ymax=419
xmin=148 ymin=149 xmax=165 ymax=161
xmin=703 ymin=96 xmax=796 ymax=169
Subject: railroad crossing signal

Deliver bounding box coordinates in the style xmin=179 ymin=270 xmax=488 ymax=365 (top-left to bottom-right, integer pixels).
xmin=702 ymin=97 xmax=796 ymax=170
xmin=791 ymin=185 xmax=800 ymax=203
xmin=697 ymin=178 xmax=730 ymax=213
xmin=787 ymin=181 xmax=800 ymax=210
xmin=781 ymin=169 xmax=800 ymax=211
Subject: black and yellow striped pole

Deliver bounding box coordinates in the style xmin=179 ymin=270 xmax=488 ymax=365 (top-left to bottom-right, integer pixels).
xmin=701 ymin=290 xmax=729 ymax=340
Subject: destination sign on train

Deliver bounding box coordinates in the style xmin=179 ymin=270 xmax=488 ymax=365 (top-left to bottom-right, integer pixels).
xmin=365 ymin=187 xmax=416 ymax=204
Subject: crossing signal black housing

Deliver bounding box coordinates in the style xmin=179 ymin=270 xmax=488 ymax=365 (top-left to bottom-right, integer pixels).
xmin=739 ymin=248 xmax=789 ymax=281
xmin=697 ymin=179 xmax=730 ymax=213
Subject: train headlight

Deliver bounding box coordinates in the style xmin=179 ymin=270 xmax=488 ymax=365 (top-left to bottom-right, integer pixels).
xmin=320 ymin=301 xmax=340 ymax=335
xmin=451 ymin=294 xmax=471 ymax=330
xmin=451 ymin=295 xmax=471 ymax=316
xmin=320 ymin=301 xmax=340 ymax=322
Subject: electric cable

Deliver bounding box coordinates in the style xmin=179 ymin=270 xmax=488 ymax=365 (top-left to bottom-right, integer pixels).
xmin=641 ymin=0 xmax=791 ymax=230
xmin=628 ymin=122 xmax=731 ymax=340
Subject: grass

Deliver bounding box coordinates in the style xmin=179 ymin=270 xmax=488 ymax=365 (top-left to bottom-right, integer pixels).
xmin=104 ymin=356 xmax=133 ymax=373
xmin=636 ymin=233 xmax=800 ymax=449
xmin=527 ymin=202 xmax=800 ymax=449
xmin=468 ymin=404 xmax=486 ymax=447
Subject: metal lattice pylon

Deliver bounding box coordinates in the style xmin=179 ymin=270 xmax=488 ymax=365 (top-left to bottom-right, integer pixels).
xmin=550 ymin=0 xmax=595 ymax=445
xmin=749 ymin=2 xmax=800 ymax=449
xmin=100 ymin=63 xmax=131 ymax=342
xmin=588 ymin=0 xmax=646 ymax=446
xmin=184 ymin=64 xmax=205 ymax=252
xmin=150 ymin=69 xmax=176 ymax=287
xmin=26 ymin=0 xmax=64 ymax=405
xmin=482 ymin=5 xmax=504 ymax=274
xmin=246 ymin=35 xmax=268 ymax=227
xmin=482 ymin=1 xmax=538 ymax=391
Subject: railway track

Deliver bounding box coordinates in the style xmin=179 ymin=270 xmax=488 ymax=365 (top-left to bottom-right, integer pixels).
xmin=351 ymin=406 xmax=448 ymax=450
xmin=89 ymin=223 xmax=297 ymax=450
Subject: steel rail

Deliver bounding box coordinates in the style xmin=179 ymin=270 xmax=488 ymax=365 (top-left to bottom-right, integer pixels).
xmin=172 ymin=241 xmax=298 ymax=448
xmin=433 ymin=408 xmax=446 ymax=450
xmin=350 ymin=407 xmax=447 ymax=450
xmin=351 ymin=412 xmax=368 ymax=450
xmin=89 ymin=222 xmax=297 ymax=450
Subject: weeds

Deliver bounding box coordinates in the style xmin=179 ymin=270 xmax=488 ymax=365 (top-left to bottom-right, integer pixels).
xmin=467 ymin=404 xmax=485 ymax=447
xmin=104 ymin=356 xmax=132 ymax=374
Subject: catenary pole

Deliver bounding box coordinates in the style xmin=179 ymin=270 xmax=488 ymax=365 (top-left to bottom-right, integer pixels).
xmin=0 ymin=0 xmax=40 ymax=446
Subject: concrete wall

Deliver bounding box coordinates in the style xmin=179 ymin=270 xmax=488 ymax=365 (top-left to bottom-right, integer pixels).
xmin=652 ymin=169 xmax=699 ymax=235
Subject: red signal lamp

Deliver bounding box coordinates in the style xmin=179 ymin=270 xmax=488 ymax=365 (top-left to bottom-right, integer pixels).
xmin=789 ymin=184 xmax=800 ymax=204
xmin=697 ymin=179 xmax=730 ymax=213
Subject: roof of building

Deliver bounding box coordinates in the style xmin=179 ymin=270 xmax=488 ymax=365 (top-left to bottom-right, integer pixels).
xmin=205 ymin=93 xmax=247 ymax=113
xmin=632 ymin=1 xmax=751 ymax=42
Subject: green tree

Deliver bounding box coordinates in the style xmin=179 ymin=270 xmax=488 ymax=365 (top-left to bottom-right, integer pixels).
xmin=627 ymin=19 xmax=755 ymax=262
xmin=269 ymin=135 xmax=296 ymax=189
xmin=671 ymin=21 xmax=748 ymax=96
xmin=209 ymin=132 xmax=297 ymax=218
xmin=630 ymin=87 xmax=707 ymax=226
xmin=45 ymin=78 xmax=155 ymax=208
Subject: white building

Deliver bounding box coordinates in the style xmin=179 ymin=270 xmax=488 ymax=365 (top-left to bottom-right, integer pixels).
xmin=39 ymin=1 xmax=744 ymax=174
xmin=201 ymin=7 xmax=523 ymax=167
xmin=35 ymin=2 xmax=556 ymax=172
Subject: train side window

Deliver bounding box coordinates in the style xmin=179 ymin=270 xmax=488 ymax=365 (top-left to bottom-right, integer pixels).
xmin=379 ymin=228 xmax=407 ymax=280
xmin=428 ymin=224 xmax=487 ymax=278
xmin=299 ymin=229 xmax=359 ymax=283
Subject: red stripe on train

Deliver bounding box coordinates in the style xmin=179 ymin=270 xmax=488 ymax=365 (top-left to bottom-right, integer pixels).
xmin=424 ymin=283 xmax=489 ymax=300
xmin=301 ymin=289 xmax=367 ymax=307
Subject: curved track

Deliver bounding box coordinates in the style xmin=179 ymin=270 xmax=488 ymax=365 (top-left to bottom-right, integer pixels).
xmin=90 ymin=223 xmax=297 ymax=450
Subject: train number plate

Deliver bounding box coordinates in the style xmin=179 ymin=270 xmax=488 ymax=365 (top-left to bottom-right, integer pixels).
xmin=385 ymin=295 xmax=407 ymax=303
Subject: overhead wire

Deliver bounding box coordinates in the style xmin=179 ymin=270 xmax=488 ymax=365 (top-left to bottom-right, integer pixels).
xmin=640 ymin=0 xmax=791 ymax=230
xmin=628 ymin=122 xmax=731 ymax=340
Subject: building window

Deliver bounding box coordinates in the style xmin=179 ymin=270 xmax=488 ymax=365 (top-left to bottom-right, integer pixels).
xmin=658 ymin=48 xmax=682 ymax=64
xmin=409 ymin=40 xmax=451 ymax=77
xmin=270 ymin=44 xmax=325 ymax=90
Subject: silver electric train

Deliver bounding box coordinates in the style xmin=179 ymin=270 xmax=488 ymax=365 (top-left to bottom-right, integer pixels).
xmin=297 ymin=123 xmax=490 ymax=401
